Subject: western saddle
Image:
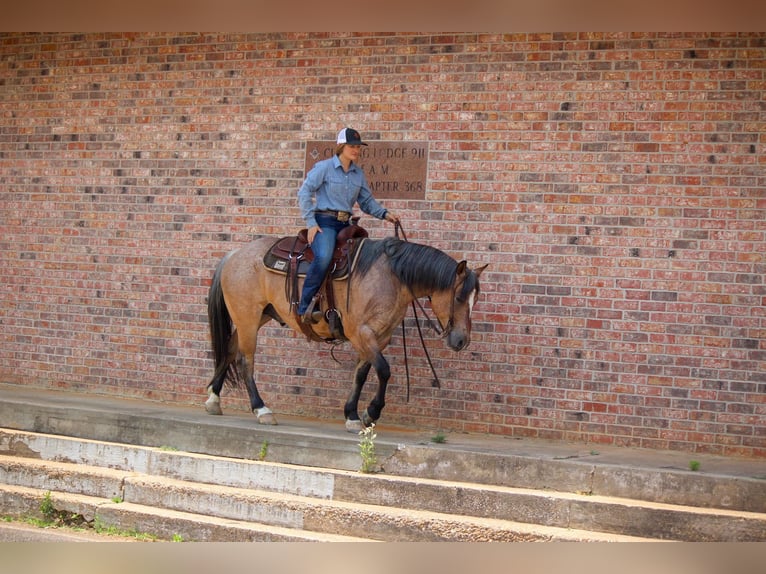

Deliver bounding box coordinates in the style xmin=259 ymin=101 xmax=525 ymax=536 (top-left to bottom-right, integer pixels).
xmin=263 ymin=218 xmax=368 ymax=341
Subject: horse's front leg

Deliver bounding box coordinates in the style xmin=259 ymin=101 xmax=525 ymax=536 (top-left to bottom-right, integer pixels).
xmin=346 ymin=324 xmax=391 ymax=432
xmin=344 ymin=359 xmax=372 ymax=432
xmin=361 ymin=352 xmax=390 ymax=428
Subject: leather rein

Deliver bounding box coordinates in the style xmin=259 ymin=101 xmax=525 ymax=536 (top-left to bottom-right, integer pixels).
xmin=394 ymin=222 xmax=459 ymax=399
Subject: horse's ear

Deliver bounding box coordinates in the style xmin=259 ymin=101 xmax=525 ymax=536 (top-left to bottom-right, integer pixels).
xmin=474 ymin=263 xmax=489 ymax=277
xmin=456 ymin=260 xmax=467 ymax=277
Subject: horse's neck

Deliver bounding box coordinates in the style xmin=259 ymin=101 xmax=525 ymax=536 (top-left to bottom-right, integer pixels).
xmin=406 ymin=284 xmax=434 ymax=300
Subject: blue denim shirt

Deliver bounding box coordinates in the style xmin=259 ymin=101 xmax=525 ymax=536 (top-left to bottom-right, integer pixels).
xmin=298 ymin=155 xmax=387 ymax=228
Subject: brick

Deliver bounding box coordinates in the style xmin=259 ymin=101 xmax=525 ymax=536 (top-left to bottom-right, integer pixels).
xmin=0 ymin=32 xmax=764 ymax=458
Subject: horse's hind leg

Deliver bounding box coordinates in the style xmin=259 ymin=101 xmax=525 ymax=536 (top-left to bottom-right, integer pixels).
xmin=205 ymin=387 xmax=223 ymax=415
xmin=238 ymin=321 xmax=277 ymax=425
xmin=344 ymin=359 xmax=372 ymax=432
xmin=205 ymin=330 xmax=239 ymax=415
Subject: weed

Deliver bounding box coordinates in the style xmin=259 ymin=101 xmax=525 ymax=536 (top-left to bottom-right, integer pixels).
xmin=258 ymin=439 xmax=269 ymax=461
xmin=689 ymin=460 xmax=701 ymax=472
xmin=358 ymin=423 xmax=377 ymax=473
xmin=430 ymin=431 xmax=447 ymax=444
xmin=111 ymin=496 xmax=123 ymax=504
xmin=35 ymin=491 xmax=88 ymax=529
xmin=159 ymin=445 xmax=178 ymax=452
xmin=39 ymin=491 xmax=56 ymax=523
xmin=172 ymin=534 xmax=184 ymax=542
xmin=93 ymin=516 xmax=158 ymax=541
xmin=8 ymin=493 xmax=158 ymax=541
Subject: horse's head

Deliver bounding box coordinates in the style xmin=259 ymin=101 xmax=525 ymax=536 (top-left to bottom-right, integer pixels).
xmin=430 ymin=261 xmax=488 ymax=352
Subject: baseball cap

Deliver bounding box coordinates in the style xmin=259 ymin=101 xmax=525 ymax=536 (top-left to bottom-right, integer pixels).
xmin=336 ymin=127 xmax=368 ymax=146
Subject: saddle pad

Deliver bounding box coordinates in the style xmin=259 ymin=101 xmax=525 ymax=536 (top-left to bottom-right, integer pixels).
xmin=263 ymin=237 xmax=363 ymax=280
xmin=263 ymin=225 xmax=369 ymax=279
xmin=263 ymin=235 xmax=310 ymax=273
xmin=263 ymin=237 xmax=306 ymax=274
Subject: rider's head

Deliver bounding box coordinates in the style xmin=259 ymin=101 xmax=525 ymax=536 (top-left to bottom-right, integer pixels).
xmin=335 ymin=127 xmax=367 ymax=155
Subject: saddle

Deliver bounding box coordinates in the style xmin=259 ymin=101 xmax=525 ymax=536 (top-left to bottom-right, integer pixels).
xmin=262 ymin=218 xmax=368 ymax=341
xmin=263 ymin=221 xmax=368 ymax=280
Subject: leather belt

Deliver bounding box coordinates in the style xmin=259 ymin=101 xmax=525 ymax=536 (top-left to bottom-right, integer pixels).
xmin=316 ymin=209 xmax=351 ymax=223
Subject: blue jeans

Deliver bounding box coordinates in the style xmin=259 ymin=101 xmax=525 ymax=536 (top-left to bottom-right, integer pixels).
xmin=297 ymin=214 xmax=349 ymax=315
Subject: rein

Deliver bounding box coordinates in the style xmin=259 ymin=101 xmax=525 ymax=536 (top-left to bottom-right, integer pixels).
xmin=394 ymin=222 xmax=445 ymax=399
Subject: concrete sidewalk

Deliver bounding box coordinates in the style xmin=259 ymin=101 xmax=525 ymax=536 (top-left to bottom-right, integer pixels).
xmin=0 ymin=382 xmax=764 ymax=513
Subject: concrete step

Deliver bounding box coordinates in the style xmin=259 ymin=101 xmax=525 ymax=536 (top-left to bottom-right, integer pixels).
xmin=2 ymin=429 xmax=765 ymax=541
xmin=1 ymin=383 xmax=764 ymax=515
xmin=0 ymin=484 xmax=369 ymax=542
xmin=0 ymin=454 xmax=649 ymax=542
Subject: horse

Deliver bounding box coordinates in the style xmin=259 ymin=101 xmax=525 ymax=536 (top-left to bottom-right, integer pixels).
xmin=205 ymin=233 xmax=487 ymax=432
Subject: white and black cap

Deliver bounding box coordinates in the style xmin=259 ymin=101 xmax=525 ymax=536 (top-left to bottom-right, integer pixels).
xmin=336 ymin=127 xmax=368 ymax=146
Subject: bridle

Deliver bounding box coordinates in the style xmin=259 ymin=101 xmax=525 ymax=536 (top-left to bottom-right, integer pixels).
xmin=394 ymin=222 xmax=467 ymax=396
xmin=411 ymin=291 xmax=454 ymax=340
xmin=394 ymin=222 xmax=464 ymax=338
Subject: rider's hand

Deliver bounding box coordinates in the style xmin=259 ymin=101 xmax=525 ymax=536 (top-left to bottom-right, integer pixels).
xmin=307 ymin=225 xmax=321 ymax=244
xmin=385 ymin=211 xmax=400 ymax=225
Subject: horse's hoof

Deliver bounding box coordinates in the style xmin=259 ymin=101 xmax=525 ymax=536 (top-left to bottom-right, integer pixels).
xmin=258 ymin=413 xmax=278 ymax=425
xmin=345 ymin=419 xmax=364 ymax=433
xmin=361 ymin=409 xmax=377 ymax=428
xmin=205 ymin=397 xmax=223 ymax=416
xmin=255 ymin=406 xmax=278 ymax=425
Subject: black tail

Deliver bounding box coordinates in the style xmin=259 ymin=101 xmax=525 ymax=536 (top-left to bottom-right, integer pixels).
xmin=207 ymin=254 xmax=237 ymax=390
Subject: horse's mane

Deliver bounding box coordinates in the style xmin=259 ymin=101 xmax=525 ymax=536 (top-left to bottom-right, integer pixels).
xmin=355 ymin=237 xmax=478 ymax=299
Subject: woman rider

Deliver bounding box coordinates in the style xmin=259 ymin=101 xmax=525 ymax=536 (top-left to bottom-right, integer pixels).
xmin=297 ymin=127 xmax=400 ymax=324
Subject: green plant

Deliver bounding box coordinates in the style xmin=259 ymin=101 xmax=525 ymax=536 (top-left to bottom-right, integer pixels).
xmin=8 ymin=499 xmax=158 ymax=541
xmin=111 ymin=496 xmax=123 ymax=503
xmin=39 ymin=491 xmax=56 ymax=523
xmin=258 ymin=439 xmax=269 ymax=461
xmin=430 ymin=431 xmax=447 ymax=444
xmin=93 ymin=516 xmax=158 ymax=541
xmin=35 ymin=491 xmax=88 ymax=529
xmin=172 ymin=533 xmax=184 ymax=542
xmin=358 ymin=423 xmax=378 ymax=473
xmin=689 ymin=460 xmax=701 ymax=472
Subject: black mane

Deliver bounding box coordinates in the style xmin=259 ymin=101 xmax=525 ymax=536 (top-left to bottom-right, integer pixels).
xmin=355 ymin=237 xmax=478 ymax=298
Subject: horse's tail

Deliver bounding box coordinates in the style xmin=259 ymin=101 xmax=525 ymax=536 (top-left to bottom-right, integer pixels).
xmin=207 ymin=252 xmax=238 ymax=388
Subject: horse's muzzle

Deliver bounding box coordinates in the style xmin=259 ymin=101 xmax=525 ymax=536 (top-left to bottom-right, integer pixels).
xmin=447 ymin=330 xmax=469 ymax=352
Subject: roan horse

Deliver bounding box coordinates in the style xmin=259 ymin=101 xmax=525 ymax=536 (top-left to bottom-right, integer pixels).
xmin=205 ymin=233 xmax=487 ymax=432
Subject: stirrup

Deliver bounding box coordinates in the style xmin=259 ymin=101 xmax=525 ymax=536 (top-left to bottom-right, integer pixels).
xmin=301 ymin=296 xmax=322 ymax=325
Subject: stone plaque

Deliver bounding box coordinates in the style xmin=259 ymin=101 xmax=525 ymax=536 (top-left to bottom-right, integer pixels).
xmin=304 ymin=141 xmax=428 ymax=200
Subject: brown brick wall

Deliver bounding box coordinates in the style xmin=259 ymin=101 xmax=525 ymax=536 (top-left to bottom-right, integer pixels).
xmin=1 ymin=32 xmax=764 ymax=457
